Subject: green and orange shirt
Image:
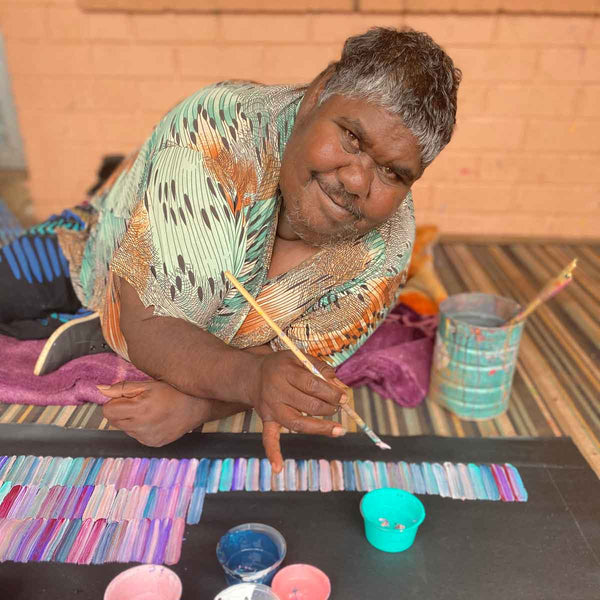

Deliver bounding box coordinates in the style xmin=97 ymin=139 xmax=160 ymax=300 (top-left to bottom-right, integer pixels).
xmin=61 ymin=82 xmax=415 ymax=367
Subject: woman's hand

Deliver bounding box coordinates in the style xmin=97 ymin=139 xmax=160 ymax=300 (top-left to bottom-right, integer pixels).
xmin=246 ymin=351 xmax=348 ymax=472
xmin=99 ymin=380 xmax=210 ymax=447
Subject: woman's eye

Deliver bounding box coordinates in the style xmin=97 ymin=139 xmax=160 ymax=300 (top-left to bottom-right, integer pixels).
xmin=382 ymin=166 xmax=399 ymax=181
xmin=344 ymin=129 xmax=360 ymax=150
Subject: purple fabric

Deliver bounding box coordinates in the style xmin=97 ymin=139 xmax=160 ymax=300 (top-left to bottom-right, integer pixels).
xmin=335 ymin=304 xmax=436 ymax=407
xmin=0 ymin=303 xmax=435 ymax=407
xmin=0 ymin=334 xmax=147 ymax=406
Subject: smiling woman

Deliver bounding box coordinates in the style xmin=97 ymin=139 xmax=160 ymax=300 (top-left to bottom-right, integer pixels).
xmin=0 ymin=27 xmax=461 ymax=470
xmin=278 ymin=95 xmax=422 ymax=248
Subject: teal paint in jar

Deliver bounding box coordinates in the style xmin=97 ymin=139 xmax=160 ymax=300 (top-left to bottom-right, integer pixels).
xmin=429 ymin=293 xmax=525 ymax=420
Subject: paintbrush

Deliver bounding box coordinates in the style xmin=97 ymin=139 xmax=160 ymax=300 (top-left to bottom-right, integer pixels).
xmin=505 ymin=258 xmax=577 ymax=327
xmin=225 ymin=271 xmax=391 ymax=450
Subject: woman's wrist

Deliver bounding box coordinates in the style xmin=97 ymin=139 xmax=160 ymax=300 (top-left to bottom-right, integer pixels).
xmin=233 ymin=350 xmax=263 ymax=408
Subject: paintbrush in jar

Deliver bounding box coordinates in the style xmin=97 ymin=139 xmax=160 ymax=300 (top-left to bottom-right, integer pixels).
xmin=225 ymin=271 xmax=391 ymax=450
xmin=505 ymin=258 xmax=577 ymax=326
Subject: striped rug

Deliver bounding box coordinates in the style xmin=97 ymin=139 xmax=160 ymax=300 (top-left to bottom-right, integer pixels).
xmin=1 ymin=236 xmax=599 ymax=474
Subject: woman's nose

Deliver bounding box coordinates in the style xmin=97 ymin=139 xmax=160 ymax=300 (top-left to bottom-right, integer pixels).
xmin=337 ymin=155 xmax=373 ymax=200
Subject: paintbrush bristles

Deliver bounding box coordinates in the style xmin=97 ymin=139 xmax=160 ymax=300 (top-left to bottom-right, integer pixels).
xmin=506 ymin=258 xmax=577 ymax=326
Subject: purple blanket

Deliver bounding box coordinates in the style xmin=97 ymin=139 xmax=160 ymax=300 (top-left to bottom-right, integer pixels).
xmin=336 ymin=304 xmax=435 ymax=407
xmin=0 ymin=304 xmax=434 ymax=407
xmin=0 ymin=335 xmax=147 ymax=406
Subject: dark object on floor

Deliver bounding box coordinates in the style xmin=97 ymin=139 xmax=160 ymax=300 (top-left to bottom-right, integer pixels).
xmin=33 ymin=313 xmax=114 ymax=376
xmin=0 ymin=208 xmax=88 ymax=340
xmin=87 ymin=154 xmax=125 ymax=196
xmin=0 ymin=424 xmax=597 ymax=600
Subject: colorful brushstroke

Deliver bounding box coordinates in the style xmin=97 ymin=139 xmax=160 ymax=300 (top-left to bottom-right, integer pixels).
xmin=0 ymin=455 xmax=527 ymax=566
xmin=0 ymin=456 xmax=197 ymax=565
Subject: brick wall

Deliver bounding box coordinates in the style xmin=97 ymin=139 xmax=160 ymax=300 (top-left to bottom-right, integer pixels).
xmin=1 ymin=0 xmax=599 ymax=238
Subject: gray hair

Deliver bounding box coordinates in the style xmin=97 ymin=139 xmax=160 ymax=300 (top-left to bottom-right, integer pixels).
xmin=318 ymin=27 xmax=462 ymax=170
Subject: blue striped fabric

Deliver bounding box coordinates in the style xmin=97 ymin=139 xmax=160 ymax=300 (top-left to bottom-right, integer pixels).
xmin=0 ymin=208 xmax=84 ymax=284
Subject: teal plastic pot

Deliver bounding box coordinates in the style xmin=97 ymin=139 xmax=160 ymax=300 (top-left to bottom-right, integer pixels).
xmin=360 ymin=488 xmax=425 ymax=553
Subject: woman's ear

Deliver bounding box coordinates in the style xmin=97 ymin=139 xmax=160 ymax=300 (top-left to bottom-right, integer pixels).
xmin=296 ymin=64 xmax=335 ymax=121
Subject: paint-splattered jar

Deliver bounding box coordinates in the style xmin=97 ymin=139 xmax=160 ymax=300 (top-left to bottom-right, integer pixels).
xmin=429 ymin=292 xmax=524 ymax=420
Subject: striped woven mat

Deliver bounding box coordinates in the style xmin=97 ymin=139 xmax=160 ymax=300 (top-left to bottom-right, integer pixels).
xmin=1 ymin=223 xmax=599 ymax=473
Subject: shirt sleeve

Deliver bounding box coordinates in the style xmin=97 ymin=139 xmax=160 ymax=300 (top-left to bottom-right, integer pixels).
xmin=110 ymin=144 xmax=243 ymax=328
xmin=270 ymin=194 xmax=415 ymax=367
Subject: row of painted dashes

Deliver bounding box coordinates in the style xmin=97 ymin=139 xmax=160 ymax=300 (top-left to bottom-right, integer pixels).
xmin=0 ymin=455 xmax=527 ymax=564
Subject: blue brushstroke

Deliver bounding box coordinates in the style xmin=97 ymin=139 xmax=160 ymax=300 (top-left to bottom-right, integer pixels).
xmin=0 ymin=481 xmax=12 ymax=504
xmin=22 ymin=457 xmax=40 ymax=486
xmin=296 ymin=459 xmax=307 ymax=492
xmin=376 ymin=461 xmax=389 ymax=488
xmin=143 ymin=458 xmax=159 ymax=486
xmin=84 ymin=458 xmax=103 ymax=487
xmin=143 ymin=487 xmax=158 ymax=518
xmin=219 ymin=458 xmax=234 ymax=492
xmin=308 ymin=459 xmax=319 ymax=492
xmin=207 ymin=459 xmax=222 ymax=494
xmin=362 ymin=460 xmax=377 ymax=492
xmin=432 ymin=463 xmax=450 ymax=498
xmin=91 ymin=521 xmax=118 ymax=564
xmin=187 ymin=459 xmax=210 ymax=524
xmin=342 ymin=460 xmax=355 ymax=492
xmin=4 ymin=455 xmax=25 ymax=484
xmin=400 ymin=462 xmax=414 ymax=494
xmin=422 ymin=462 xmax=439 ymax=496
xmin=64 ymin=457 xmax=84 ymax=488
xmin=480 ymin=465 xmax=500 ymax=501
xmin=52 ymin=519 xmax=82 ymax=562
xmin=259 ymin=459 xmax=271 ymax=492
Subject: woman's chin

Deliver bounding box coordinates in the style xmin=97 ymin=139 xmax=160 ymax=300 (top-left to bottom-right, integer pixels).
xmin=292 ymin=220 xmax=361 ymax=248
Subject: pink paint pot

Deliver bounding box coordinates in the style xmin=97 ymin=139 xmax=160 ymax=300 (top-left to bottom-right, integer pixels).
xmin=104 ymin=564 xmax=182 ymax=600
xmin=271 ymin=564 xmax=331 ymax=600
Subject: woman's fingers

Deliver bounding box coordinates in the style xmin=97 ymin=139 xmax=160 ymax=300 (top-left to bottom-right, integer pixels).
xmin=96 ymin=380 xmax=151 ymax=398
xmin=275 ymin=406 xmax=346 ymax=438
xmin=262 ymin=421 xmax=283 ymax=474
xmin=281 ymin=387 xmax=340 ymax=417
xmin=287 ymin=367 xmax=345 ymax=408
xmin=101 ymin=397 xmax=139 ymax=421
xmin=304 ymin=356 xmax=349 ymax=403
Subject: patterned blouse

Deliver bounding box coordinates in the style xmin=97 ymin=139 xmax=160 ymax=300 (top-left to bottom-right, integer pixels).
xmin=59 ymin=82 xmax=415 ymax=368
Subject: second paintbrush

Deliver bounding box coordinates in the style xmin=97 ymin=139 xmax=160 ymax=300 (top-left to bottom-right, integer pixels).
xmin=225 ymin=271 xmax=391 ymax=451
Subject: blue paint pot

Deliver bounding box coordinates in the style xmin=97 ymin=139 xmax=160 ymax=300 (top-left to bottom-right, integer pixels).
xmin=360 ymin=488 xmax=425 ymax=553
xmin=429 ymin=293 xmax=525 ymax=420
xmin=216 ymin=523 xmax=286 ymax=586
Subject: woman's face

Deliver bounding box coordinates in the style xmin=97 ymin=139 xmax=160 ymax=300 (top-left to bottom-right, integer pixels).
xmin=279 ymin=93 xmax=421 ymax=248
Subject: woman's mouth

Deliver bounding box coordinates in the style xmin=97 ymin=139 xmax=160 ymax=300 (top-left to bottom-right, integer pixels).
xmin=316 ymin=180 xmax=357 ymax=222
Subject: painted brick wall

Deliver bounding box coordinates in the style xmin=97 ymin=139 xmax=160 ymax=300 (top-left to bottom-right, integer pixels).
xmin=1 ymin=0 xmax=599 ymax=238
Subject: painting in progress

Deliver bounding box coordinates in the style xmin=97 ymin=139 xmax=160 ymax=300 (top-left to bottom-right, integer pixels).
xmin=0 ymin=454 xmax=527 ymax=565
